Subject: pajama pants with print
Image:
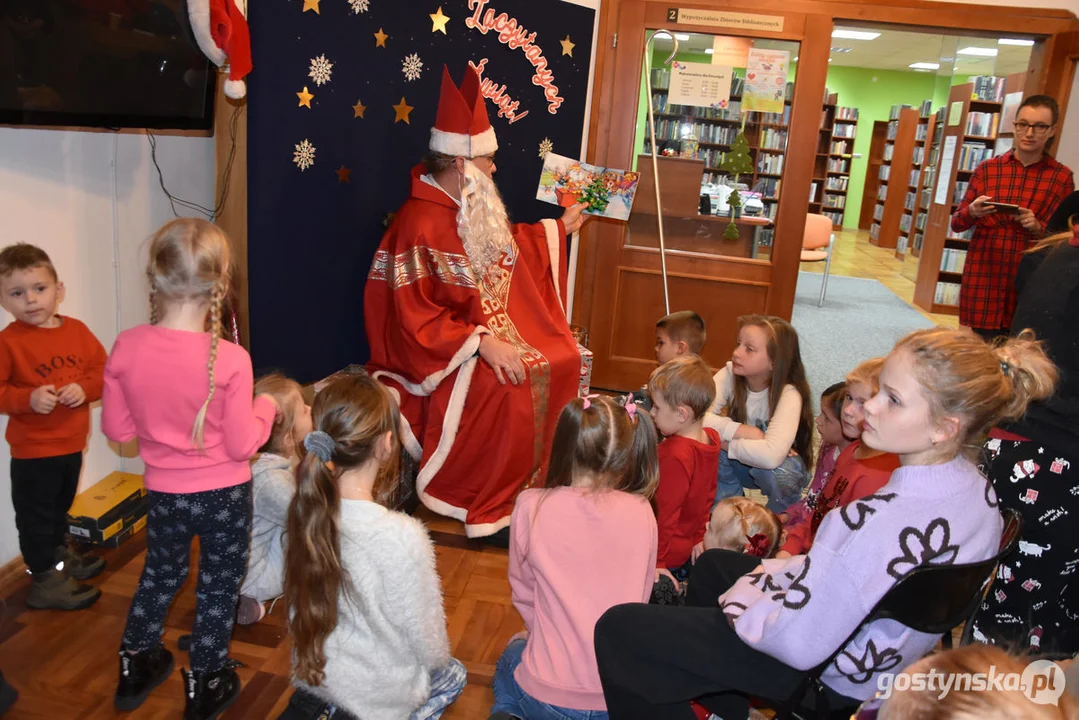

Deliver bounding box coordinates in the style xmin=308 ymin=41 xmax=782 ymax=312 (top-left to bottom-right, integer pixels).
xmin=969 ymin=436 xmax=1079 ymax=657
xmin=121 ymin=484 xmax=252 ymax=673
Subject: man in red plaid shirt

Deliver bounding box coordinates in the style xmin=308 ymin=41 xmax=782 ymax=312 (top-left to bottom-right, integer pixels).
xmin=952 ymin=95 xmax=1074 ymax=340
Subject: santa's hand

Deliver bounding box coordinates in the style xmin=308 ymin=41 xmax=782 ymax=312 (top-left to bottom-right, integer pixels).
xmin=480 ymin=335 xmax=526 ymax=386
xmin=561 ymin=202 xmax=589 ymax=235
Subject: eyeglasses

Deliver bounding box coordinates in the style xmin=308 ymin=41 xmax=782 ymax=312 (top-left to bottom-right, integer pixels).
xmin=1014 ymin=122 xmax=1053 ymax=135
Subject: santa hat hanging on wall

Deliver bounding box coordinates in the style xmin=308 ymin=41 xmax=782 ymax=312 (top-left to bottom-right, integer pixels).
xmin=429 ymin=66 xmax=498 ymax=158
xmin=187 ymin=0 xmax=252 ymax=99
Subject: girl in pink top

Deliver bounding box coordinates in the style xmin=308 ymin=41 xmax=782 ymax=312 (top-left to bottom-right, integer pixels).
xmin=490 ymin=395 xmax=659 ymax=719
xmin=103 ymin=219 xmax=278 ymax=720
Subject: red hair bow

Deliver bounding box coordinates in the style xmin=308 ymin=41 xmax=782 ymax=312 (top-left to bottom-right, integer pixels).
xmin=744 ymin=533 xmax=772 ymax=558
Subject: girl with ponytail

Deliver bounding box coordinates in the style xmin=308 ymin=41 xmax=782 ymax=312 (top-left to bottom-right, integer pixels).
xmin=104 ymin=218 xmax=279 ymax=718
xmin=279 ymin=374 xmax=465 ymax=720
xmin=490 ymin=395 xmax=659 ymax=719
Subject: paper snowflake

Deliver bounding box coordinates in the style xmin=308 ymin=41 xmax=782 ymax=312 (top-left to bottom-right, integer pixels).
xmin=538 ymin=137 xmax=554 ymax=159
xmin=293 ymin=139 xmax=316 ymax=171
xmin=402 ymin=53 xmax=424 ymax=82
xmin=349 ymin=0 xmax=369 ymax=12
xmin=309 ymin=54 xmax=333 ymax=86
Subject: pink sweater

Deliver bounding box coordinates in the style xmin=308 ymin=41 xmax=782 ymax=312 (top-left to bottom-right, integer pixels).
xmin=509 ymin=487 xmax=657 ymax=711
xmin=102 ymin=325 xmax=275 ymax=494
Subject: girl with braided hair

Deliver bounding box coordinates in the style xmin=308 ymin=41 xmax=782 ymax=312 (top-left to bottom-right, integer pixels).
xmin=103 ymin=217 xmax=280 ymax=719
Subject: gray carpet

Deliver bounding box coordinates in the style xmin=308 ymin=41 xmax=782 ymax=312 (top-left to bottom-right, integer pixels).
xmin=791 ymin=272 xmax=934 ymax=407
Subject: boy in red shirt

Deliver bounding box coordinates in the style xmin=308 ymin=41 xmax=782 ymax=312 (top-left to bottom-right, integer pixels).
xmin=648 ymin=355 xmax=721 ymax=598
xmin=0 ymin=244 xmax=107 ymax=610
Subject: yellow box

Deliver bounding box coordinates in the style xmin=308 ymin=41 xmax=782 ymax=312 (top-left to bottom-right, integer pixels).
xmin=68 ymin=472 xmax=147 ymax=544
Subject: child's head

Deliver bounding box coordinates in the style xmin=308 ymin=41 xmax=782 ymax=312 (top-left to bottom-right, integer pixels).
xmin=285 ymin=374 xmax=400 ymax=687
xmin=730 ymin=315 xmax=814 ymax=467
xmin=147 ymin=218 xmax=234 ymax=448
xmin=655 ymin=310 xmax=706 ymax=364
xmin=878 ymin=645 xmax=1078 ymax=719
xmin=704 ymin=497 xmax=782 ymax=558
xmin=842 ymin=358 xmax=884 ymax=441
xmin=864 ymin=328 xmax=1056 ymax=465
xmin=546 ymin=394 xmax=659 ymax=498
xmin=815 ymin=382 xmax=848 ymax=448
xmin=0 ymin=244 xmax=63 ymax=327
xmin=255 ymin=373 xmax=312 ymax=459
xmin=647 ymin=356 xmax=717 ymax=437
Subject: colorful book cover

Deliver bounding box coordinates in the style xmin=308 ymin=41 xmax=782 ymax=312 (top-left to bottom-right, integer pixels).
xmin=536 ymin=153 xmax=640 ymax=221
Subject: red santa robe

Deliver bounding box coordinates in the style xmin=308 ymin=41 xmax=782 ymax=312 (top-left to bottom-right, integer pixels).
xmin=365 ymin=166 xmax=582 ymax=536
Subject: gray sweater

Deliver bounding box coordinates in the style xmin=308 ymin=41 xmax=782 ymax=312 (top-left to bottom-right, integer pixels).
xmin=241 ymin=453 xmax=295 ymax=602
xmin=295 ymin=499 xmax=452 ymax=719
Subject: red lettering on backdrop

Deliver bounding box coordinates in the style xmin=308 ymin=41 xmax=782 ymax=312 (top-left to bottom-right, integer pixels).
xmin=469 ymin=58 xmax=530 ymax=124
xmin=465 ymin=0 xmax=564 ymax=115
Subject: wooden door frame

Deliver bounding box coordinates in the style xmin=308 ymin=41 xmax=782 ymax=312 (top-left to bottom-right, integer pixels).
xmin=572 ymin=0 xmax=1079 ymax=329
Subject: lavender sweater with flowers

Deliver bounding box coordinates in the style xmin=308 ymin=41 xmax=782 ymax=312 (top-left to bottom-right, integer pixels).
xmin=719 ymin=457 xmax=1002 ymax=701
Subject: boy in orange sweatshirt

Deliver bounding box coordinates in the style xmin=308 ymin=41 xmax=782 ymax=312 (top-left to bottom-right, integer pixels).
xmin=0 ymin=244 xmax=107 ymax=610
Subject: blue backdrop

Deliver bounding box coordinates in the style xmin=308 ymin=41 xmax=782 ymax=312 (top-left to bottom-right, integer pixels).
xmin=247 ymin=0 xmax=597 ymax=383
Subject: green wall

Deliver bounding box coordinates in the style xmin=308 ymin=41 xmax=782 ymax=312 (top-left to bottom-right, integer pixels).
xmin=822 ymin=66 xmax=938 ymax=229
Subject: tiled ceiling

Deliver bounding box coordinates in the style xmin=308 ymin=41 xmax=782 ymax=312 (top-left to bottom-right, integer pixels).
xmin=651 ymin=26 xmax=1034 ymax=77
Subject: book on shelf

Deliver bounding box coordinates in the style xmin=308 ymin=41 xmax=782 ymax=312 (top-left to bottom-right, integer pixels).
xmin=830 ymin=158 xmax=852 ymax=174
xmin=948 ymin=227 xmax=975 ymax=241
xmin=883 ymin=143 xmax=895 ymax=162
xmin=878 ymin=164 xmax=891 ymax=181
xmin=826 ymin=176 xmax=849 ymax=191
xmin=909 ymin=169 xmax=921 ymax=186
xmin=870 ymin=223 xmax=881 ymax=240
xmin=965 ymin=112 xmax=1000 ymax=137
xmin=920 ymin=99 xmax=933 ymax=117
xmin=824 ymin=193 xmax=846 ymax=209
xmin=809 ymin=182 xmax=818 ymax=203
xmin=888 ymin=104 xmax=912 ymax=120
xmin=833 ymin=123 xmax=856 ymax=138
xmin=873 ymin=204 xmax=884 ymax=222
xmin=831 ymin=139 xmax=851 ymax=155
xmin=757 ymin=154 xmax=784 ymax=174
xmin=905 ymin=192 xmax=917 ymax=211
xmin=760 ymin=128 xmax=788 ymax=150
xmin=900 ymin=214 xmax=912 ymax=233
xmin=887 ymin=122 xmax=899 ymax=141
xmin=970 ymin=76 xmax=1006 ymax=103
xmin=940 ymin=248 xmax=968 ymax=273
xmin=877 ymin=185 xmax=888 ymax=202
xmin=934 ymin=282 xmax=962 ymax=306
xmin=912 ymin=147 xmax=925 ymax=165
xmin=958 ymin=143 xmax=993 ymax=172
xmin=953 ymin=181 xmax=970 ymax=204
xmin=915 ymin=124 xmax=929 ymax=142
xmin=897 ymin=235 xmax=909 ymax=253
xmin=915 ymin=212 xmax=928 ymax=232
xmin=914 ymin=232 xmax=924 ymax=251
xmin=837 ymin=107 xmax=859 ymax=120
xmin=758 ymin=107 xmax=792 ymax=125
xmin=759 ymin=178 xmax=781 ymax=197
xmin=824 ymin=210 xmax=844 ymax=226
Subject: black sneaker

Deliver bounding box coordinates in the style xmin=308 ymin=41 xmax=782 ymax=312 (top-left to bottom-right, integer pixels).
xmin=115 ymin=645 xmax=175 ymax=711
xmin=182 ymin=662 xmax=241 ymax=720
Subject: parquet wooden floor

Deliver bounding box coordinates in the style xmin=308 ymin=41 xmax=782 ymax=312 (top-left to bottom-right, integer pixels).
xmin=0 ymin=231 xmax=948 ymax=718
xmin=0 ymin=506 xmax=515 ymax=719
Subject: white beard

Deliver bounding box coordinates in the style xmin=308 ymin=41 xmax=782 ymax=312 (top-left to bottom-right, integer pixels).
xmin=457 ymin=161 xmax=514 ymax=277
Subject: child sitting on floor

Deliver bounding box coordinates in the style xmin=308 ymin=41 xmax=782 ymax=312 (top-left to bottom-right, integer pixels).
xmin=701 ymin=497 xmax=783 ymax=559
xmin=648 ymin=356 xmax=720 ymax=598
xmin=707 ymin=315 xmax=814 ymax=514
xmin=655 ymin=310 xmax=707 ymax=365
xmin=780 ymin=358 xmax=899 ymax=557
xmin=237 ymin=373 xmax=312 ymax=625
xmin=782 ymin=382 xmax=850 ymax=527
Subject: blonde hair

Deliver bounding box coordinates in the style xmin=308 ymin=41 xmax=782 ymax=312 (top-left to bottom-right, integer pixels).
xmin=649 ymin=355 xmax=717 ymax=420
xmin=847 ymin=357 xmax=885 ymax=395
xmin=879 ymin=645 xmax=1079 ymax=719
xmin=894 ymin=328 xmax=1057 ymax=461
xmin=656 ymin=310 xmax=706 ymax=354
xmin=704 ymin=497 xmax=782 ymax=557
xmin=1026 ymin=229 xmax=1073 ymax=255
xmin=147 ymin=218 xmax=233 ymax=449
xmin=284 ymin=374 xmax=400 ymax=686
xmin=255 ymin=373 xmax=305 ymax=457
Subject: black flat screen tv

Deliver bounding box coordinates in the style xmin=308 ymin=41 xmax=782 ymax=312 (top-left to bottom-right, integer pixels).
xmin=0 ymin=0 xmax=216 ymax=130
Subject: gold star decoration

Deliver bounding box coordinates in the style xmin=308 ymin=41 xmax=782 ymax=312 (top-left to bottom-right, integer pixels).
xmin=302 ymin=0 xmax=320 ymax=13
xmin=374 ymin=28 xmax=389 ymax=47
xmin=429 ymin=6 xmax=450 ymax=34
xmin=336 ymin=165 xmax=352 ymax=184
xmin=560 ymin=35 xmax=575 ymax=57
xmin=352 ymin=100 xmax=366 ymax=118
xmin=297 ymin=86 xmax=314 ymax=108
xmin=392 ymin=97 xmax=414 ymax=124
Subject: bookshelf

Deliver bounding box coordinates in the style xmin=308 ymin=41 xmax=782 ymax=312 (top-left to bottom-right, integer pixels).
xmin=810 ymin=96 xmax=857 ymax=229
xmin=914 ymin=74 xmax=1025 ymax=316
xmin=870 ymin=106 xmax=919 ymax=251
xmin=910 ymin=106 xmax=946 ymax=259
xmin=898 ymin=101 xmax=938 ymax=260
xmin=644 ymin=69 xmax=792 ymax=237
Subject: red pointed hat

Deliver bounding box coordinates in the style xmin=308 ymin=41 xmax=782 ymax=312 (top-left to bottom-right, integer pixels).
xmin=430 ymin=66 xmax=497 ymax=158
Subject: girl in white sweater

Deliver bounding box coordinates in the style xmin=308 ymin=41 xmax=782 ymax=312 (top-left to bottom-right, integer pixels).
xmin=279 ymin=374 xmax=465 ymax=720
xmin=706 ymin=315 xmax=814 ymax=513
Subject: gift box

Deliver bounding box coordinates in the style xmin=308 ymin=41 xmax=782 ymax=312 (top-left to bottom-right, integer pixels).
xmin=68 ymin=472 xmax=147 ymax=545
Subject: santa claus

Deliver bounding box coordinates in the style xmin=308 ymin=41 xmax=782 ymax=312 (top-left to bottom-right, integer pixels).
xmin=364 ymin=65 xmax=587 ymax=544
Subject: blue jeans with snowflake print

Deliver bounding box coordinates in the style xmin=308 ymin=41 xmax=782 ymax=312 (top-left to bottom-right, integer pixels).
xmin=121 ymin=483 xmax=252 ymax=673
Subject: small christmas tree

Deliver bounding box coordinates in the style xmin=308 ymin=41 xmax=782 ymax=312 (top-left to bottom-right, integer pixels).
xmin=719 ymin=132 xmax=755 ymax=240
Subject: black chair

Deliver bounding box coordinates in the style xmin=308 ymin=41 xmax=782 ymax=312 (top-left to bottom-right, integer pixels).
xmin=769 ymin=507 xmax=1023 ymax=720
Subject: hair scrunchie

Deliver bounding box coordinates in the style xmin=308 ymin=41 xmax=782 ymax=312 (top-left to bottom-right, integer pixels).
xmin=303 ymin=430 xmax=335 ymax=462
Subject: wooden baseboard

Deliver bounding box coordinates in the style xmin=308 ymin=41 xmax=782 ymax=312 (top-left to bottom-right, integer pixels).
xmin=0 ymin=555 xmax=27 ymax=596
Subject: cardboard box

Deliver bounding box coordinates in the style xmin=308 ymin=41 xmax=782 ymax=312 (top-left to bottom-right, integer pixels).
xmin=102 ymin=514 xmax=147 ymax=548
xmin=68 ymin=472 xmax=147 ymax=544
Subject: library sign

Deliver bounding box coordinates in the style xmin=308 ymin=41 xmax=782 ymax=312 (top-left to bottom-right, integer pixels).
xmin=666 ymin=8 xmax=784 ymax=33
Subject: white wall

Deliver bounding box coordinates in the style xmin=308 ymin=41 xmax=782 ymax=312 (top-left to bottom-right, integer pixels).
xmin=1056 ymin=62 xmax=1079 ymax=174
xmin=0 ymin=128 xmax=215 ymax=567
